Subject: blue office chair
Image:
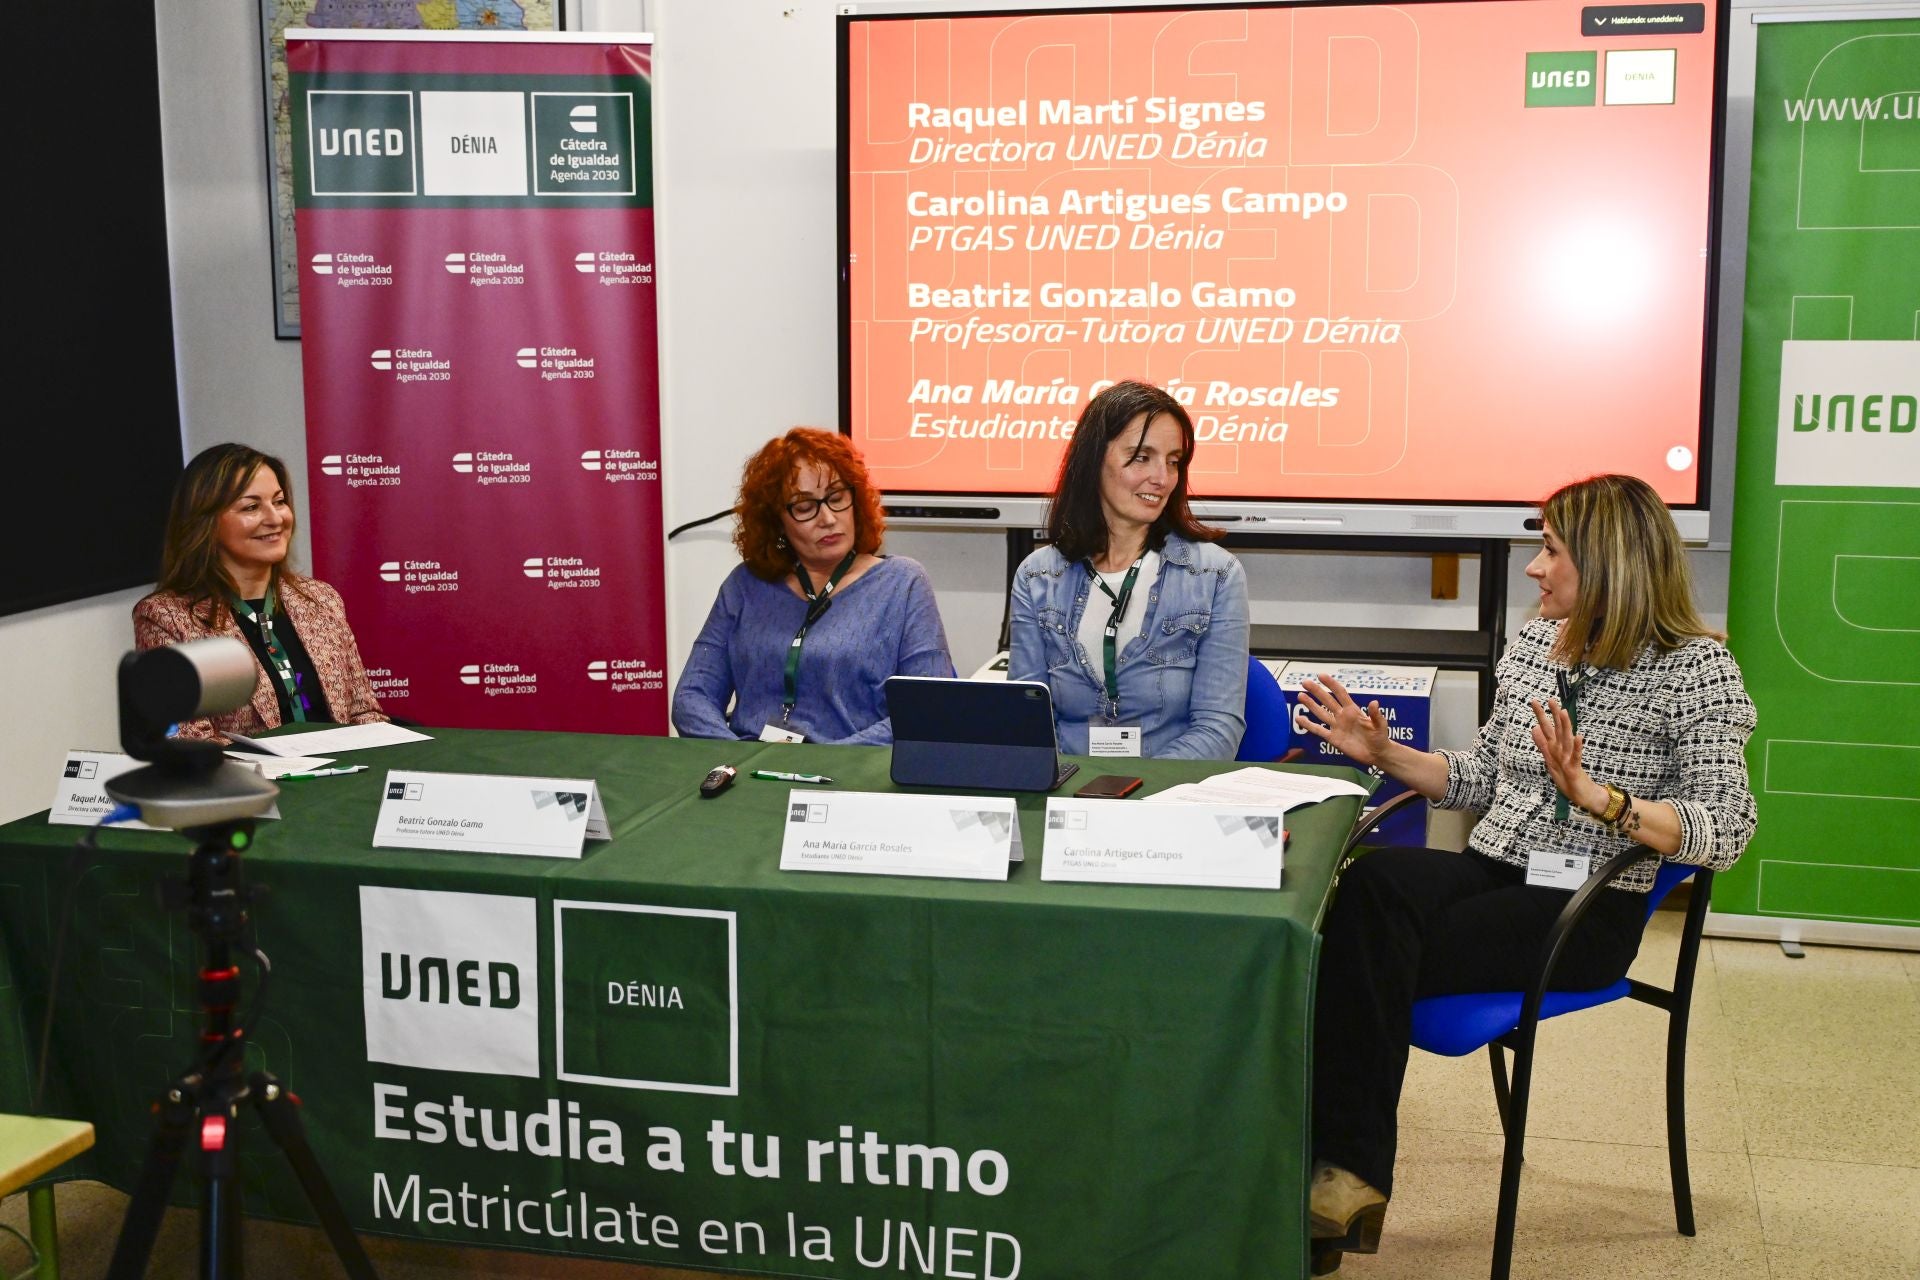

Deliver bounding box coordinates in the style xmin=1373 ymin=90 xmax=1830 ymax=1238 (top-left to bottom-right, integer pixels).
xmin=1238 ymin=656 xmax=1294 ymax=762
xmin=1335 ymin=809 xmax=1713 ymax=1280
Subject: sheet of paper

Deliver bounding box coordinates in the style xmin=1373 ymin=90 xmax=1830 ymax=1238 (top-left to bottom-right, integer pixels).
xmin=249 ymin=722 xmax=433 ymax=756
xmin=1143 ymin=766 xmax=1369 ymax=810
xmin=228 ymin=752 xmax=335 ymax=779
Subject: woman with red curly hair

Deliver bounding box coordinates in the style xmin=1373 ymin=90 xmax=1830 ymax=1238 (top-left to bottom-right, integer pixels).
xmin=672 ymin=428 xmax=951 ymax=744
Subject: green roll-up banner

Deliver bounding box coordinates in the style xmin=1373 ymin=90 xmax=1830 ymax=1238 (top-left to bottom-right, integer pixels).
xmin=1719 ymin=15 xmax=1918 ymax=942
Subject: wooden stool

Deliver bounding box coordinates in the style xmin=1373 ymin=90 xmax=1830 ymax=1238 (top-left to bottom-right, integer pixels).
xmin=0 ymin=1115 xmax=94 ymax=1280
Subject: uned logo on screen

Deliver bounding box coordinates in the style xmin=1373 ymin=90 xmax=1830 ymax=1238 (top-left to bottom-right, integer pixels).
xmin=1525 ymin=53 xmax=1598 ymax=107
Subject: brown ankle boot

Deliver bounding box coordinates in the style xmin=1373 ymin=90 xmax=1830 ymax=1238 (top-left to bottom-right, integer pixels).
xmin=1309 ymin=1163 xmax=1388 ymax=1254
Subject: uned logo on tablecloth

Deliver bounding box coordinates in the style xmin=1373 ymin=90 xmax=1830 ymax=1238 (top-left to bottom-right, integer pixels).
xmin=360 ymin=886 xmax=540 ymax=1078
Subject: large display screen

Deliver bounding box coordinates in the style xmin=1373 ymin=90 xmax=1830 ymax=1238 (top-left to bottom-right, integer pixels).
xmin=840 ymin=0 xmax=1727 ymax=523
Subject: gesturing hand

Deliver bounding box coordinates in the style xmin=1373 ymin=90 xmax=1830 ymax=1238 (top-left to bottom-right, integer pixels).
xmin=1528 ymin=698 xmax=1606 ymax=815
xmin=1296 ymin=674 xmax=1394 ymax=768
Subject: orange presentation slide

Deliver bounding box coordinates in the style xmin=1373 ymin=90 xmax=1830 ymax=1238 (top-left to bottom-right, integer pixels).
xmin=843 ymin=0 xmax=1722 ymax=504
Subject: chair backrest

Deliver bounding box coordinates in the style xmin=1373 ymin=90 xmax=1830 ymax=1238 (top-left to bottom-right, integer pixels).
xmin=1643 ymin=860 xmax=1698 ymax=921
xmin=1237 ymin=656 xmax=1292 ymax=762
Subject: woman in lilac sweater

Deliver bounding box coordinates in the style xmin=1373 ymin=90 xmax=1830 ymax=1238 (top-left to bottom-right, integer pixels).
xmin=672 ymin=429 xmax=952 ymax=745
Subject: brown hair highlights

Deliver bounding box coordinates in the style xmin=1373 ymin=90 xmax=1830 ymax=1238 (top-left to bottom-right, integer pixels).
xmin=1044 ymin=379 xmax=1218 ymax=561
xmin=734 ymin=429 xmax=886 ymax=580
xmin=1542 ymin=473 xmax=1717 ymax=669
xmin=156 ymin=443 xmax=305 ymax=627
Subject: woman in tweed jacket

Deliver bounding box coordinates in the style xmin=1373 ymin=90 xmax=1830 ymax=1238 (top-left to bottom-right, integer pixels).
xmin=133 ymin=443 xmax=386 ymax=743
xmin=1294 ymin=474 xmax=1757 ymax=1266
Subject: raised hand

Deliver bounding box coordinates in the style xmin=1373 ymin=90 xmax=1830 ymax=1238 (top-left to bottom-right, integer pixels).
xmin=1528 ymin=698 xmax=1605 ymax=815
xmin=1297 ymin=674 xmax=1395 ymax=768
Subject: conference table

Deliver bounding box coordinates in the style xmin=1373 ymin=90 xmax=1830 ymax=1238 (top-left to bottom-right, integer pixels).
xmin=0 ymin=729 xmax=1364 ymax=1279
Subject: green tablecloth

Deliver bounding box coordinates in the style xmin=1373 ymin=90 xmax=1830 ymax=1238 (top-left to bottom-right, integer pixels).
xmin=0 ymin=729 xmax=1362 ymax=1279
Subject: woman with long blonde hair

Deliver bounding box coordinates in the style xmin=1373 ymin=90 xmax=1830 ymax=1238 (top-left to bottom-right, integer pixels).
xmin=1293 ymin=474 xmax=1756 ymax=1270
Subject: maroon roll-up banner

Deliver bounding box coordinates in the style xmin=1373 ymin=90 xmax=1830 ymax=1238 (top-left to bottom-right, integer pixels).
xmin=290 ymin=30 xmax=665 ymax=733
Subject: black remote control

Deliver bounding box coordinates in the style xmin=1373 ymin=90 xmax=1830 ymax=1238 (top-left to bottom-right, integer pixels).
xmin=699 ymin=765 xmax=738 ymax=798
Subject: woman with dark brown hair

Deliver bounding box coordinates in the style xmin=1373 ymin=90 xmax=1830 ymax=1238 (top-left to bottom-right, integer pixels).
xmin=1008 ymin=379 xmax=1248 ymax=759
xmin=133 ymin=443 xmax=385 ymax=742
xmin=672 ymin=428 xmax=951 ymax=744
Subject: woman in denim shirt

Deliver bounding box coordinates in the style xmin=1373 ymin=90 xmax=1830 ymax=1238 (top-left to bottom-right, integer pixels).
xmin=1009 ymin=381 xmax=1248 ymax=759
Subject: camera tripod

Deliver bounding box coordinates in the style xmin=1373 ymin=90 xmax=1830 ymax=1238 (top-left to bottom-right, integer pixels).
xmin=104 ymin=818 xmax=378 ymax=1280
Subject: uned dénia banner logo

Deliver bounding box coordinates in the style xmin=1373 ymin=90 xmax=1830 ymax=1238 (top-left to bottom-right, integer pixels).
xmin=309 ymin=90 xmax=417 ymax=196
xmin=360 ymin=886 xmax=540 ymax=1076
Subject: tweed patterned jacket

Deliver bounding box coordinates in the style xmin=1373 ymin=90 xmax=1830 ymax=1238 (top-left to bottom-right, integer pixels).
xmin=1438 ymin=618 xmax=1757 ymax=893
xmin=132 ymin=578 xmax=387 ymax=743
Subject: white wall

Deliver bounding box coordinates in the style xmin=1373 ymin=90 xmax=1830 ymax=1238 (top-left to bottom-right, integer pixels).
xmin=159 ymin=5 xmax=309 ymax=500
xmin=0 ymin=593 xmax=152 ymax=823
xmin=1 ymin=0 xmax=1849 ymax=824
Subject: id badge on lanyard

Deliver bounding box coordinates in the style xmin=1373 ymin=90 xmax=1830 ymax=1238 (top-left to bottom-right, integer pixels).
xmin=778 ymin=549 xmax=857 ymax=737
xmin=1551 ymin=665 xmax=1586 ymax=823
xmin=1088 ymin=725 xmax=1143 ymax=756
xmin=1525 ymin=847 xmax=1591 ymax=890
xmin=1531 ymin=664 xmax=1591 ymax=889
xmin=1090 ymin=557 xmax=1142 ymax=720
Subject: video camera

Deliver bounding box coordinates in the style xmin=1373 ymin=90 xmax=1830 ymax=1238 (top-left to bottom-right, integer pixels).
xmin=106 ymin=637 xmax=279 ymax=829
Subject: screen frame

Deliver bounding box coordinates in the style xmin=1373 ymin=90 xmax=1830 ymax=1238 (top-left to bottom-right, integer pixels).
xmin=836 ymin=0 xmax=1732 ymax=540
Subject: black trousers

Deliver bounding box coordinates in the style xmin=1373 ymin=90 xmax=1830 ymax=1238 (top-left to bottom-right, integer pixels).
xmin=1311 ymin=846 xmax=1649 ymax=1197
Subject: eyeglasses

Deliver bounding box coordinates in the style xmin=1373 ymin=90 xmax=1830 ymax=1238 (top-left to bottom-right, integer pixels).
xmin=785 ymin=487 xmax=854 ymax=522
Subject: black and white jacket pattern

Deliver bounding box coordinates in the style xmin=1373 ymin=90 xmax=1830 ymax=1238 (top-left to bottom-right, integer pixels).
xmin=1439 ymin=618 xmax=1758 ymax=893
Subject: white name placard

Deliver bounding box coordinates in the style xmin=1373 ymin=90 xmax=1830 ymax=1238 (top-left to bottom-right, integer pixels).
xmin=778 ymin=789 xmax=1022 ymax=881
xmin=50 ymin=749 xmax=281 ymax=829
xmin=1041 ymin=798 xmax=1288 ymax=890
xmin=373 ymin=770 xmax=607 ymax=859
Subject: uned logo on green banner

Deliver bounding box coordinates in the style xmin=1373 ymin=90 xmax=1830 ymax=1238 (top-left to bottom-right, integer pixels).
xmin=309 ymin=90 xmax=416 ymax=196
xmin=1526 ymin=52 xmax=1598 ymax=107
xmin=1792 ymin=394 xmax=1917 ymax=433
xmin=1775 ymin=341 xmax=1920 ymax=488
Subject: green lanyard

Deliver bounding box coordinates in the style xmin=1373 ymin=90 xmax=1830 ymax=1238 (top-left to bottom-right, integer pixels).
xmin=229 ymin=584 xmax=309 ymax=723
xmin=781 ymin=550 xmax=858 ymax=723
xmin=1088 ymin=556 xmax=1144 ymax=711
xmin=1552 ymin=666 xmax=1586 ymax=821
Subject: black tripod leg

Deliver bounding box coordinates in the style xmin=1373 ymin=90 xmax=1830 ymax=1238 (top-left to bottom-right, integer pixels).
xmin=107 ymin=1083 xmax=199 ymax=1280
xmin=202 ymin=1113 xmax=243 ymax=1280
xmin=248 ymin=1072 xmax=380 ymax=1280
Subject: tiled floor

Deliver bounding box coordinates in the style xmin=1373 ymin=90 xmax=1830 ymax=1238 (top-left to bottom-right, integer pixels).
xmin=1366 ymin=915 xmax=1920 ymax=1280
xmin=6 ymin=916 xmax=1915 ymax=1279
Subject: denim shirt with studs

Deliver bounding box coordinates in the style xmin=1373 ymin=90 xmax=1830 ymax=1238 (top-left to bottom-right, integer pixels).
xmin=1009 ymin=532 xmax=1248 ymax=760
